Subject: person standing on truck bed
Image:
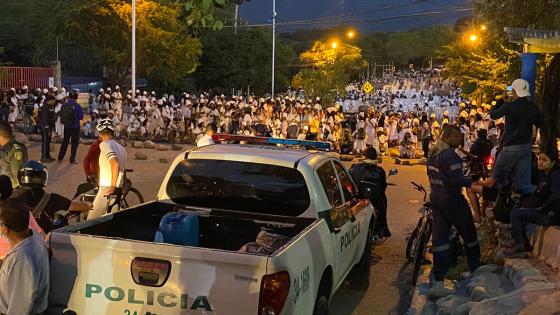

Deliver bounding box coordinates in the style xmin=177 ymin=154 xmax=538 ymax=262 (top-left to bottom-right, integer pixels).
xmin=0 ymin=198 xmax=49 ymax=315
xmin=88 ymin=118 xmax=127 ymax=219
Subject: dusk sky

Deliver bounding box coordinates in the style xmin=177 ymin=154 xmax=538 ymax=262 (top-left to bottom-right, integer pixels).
xmin=239 ymin=0 xmax=471 ymax=32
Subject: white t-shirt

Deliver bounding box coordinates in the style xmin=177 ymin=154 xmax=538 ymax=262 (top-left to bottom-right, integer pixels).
xmin=197 ymin=134 xmax=215 ymax=147
xmin=99 ymin=139 xmax=127 ymax=187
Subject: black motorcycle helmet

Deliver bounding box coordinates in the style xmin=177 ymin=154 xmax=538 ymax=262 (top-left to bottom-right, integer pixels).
xmin=18 ymin=160 xmax=48 ymax=189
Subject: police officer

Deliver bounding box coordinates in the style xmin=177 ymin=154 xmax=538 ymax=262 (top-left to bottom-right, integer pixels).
xmin=0 ymin=122 xmax=27 ymax=188
xmin=427 ymin=124 xmax=480 ymax=299
xmin=38 ymin=95 xmax=56 ymax=163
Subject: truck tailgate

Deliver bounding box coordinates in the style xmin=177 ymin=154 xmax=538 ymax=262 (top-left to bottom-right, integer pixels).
xmin=48 ymin=232 xmax=269 ymax=315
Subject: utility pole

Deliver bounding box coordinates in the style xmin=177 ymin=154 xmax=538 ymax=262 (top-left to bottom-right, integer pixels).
xmin=131 ymin=0 xmax=136 ymax=98
xmin=271 ymin=0 xmax=276 ymax=98
xmin=234 ymin=4 xmax=239 ymax=35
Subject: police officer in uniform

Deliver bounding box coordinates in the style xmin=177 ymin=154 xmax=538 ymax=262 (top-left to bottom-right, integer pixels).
xmin=0 ymin=122 xmax=27 ymax=188
xmin=38 ymin=95 xmax=56 ymax=163
xmin=427 ymin=124 xmax=480 ymax=299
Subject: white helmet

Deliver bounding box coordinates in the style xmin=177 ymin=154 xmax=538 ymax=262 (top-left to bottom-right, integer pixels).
xmin=96 ymin=118 xmax=116 ymax=132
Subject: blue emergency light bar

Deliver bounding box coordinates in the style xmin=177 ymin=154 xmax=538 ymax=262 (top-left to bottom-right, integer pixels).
xmin=212 ymin=134 xmax=332 ymax=150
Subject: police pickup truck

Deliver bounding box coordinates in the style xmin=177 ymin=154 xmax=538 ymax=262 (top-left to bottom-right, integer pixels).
xmin=47 ymin=135 xmax=376 ymax=315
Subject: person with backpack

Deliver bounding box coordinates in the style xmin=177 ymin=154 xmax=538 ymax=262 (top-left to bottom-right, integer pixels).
xmin=349 ymin=147 xmax=391 ymax=238
xmin=57 ymin=89 xmax=84 ymax=164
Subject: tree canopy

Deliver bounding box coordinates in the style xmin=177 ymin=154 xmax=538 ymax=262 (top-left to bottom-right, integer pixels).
xmin=194 ymin=28 xmax=295 ymax=95
xmin=292 ymin=40 xmax=366 ymax=105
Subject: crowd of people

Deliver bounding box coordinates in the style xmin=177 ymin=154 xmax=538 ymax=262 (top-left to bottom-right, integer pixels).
xmin=0 ymin=71 xmax=468 ymax=162
xmin=1 ymin=70 xmax=559 ymax=313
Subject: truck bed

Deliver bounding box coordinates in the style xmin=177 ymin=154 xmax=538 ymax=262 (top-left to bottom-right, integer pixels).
xmin=57 ymin=201 xmax=318 ymax=253
xmin=48 ymin=202 xmax=323 ymax=315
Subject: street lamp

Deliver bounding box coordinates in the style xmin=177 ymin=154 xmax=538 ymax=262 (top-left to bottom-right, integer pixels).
xmin=331 ymin=41 xmax=338 ymax=49
xmin=346 ymin=30 xmax=355 ymax=39
xmin=468 ymin=33 xmax=479 ymax=43
xmin=481 ymin=25 xmax=487 ymax=31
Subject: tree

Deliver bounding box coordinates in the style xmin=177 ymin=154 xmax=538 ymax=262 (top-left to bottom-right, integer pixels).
xmin=441 ymin=36 xmax=519 ymax=102
xmin=451 ymin=0 xmax=560 ymax=152
xmin=193 ymin=28 xmax=295 ymax=95
xmin=292 ymin=41 xmax=366 ymax=105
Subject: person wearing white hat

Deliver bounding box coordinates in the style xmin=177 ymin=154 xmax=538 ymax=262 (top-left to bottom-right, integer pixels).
xmin=488 ymin=79 xmax=542 ymax=195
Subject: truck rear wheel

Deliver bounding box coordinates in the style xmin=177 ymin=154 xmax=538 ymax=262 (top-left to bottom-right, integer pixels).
xmin=313 ymin=273 xmax=331 ymax=315
xmin=347 ymin=222 xmax=373 ymax=290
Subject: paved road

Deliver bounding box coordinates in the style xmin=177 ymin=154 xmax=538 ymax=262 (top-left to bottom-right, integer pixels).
xmin=30 ymin=140 xmax=428 ymax=315
xmin=331 ymin=160 xmax=428 ymax=315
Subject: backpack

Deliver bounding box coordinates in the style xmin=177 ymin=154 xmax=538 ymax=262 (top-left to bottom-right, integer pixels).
xmin=350 ymin=163 xmax=386 ymax=202
xmin=59 ymin=102 xmax=76 ymax=126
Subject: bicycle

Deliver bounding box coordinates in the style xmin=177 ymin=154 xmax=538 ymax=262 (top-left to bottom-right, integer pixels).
xmin=73 ymin=169 xmax=145 ymax=212
xmin=405 ymin=181 xmax=432 ymax=285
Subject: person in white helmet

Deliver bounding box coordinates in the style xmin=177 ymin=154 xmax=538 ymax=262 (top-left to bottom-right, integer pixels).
xmin=88 ymin=118 xmax=127 ymax=219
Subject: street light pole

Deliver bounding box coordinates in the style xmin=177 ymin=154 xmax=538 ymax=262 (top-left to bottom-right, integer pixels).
xmin=131 ymin=0 xmax=136 ymax=98
xmin=271 ymin=0 xmax=276 ymax=98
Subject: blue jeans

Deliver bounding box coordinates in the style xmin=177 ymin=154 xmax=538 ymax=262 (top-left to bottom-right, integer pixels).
xmin=493 ymin=144 xmax=533 ymax=195
xmin=510 ymin=207 xmax=551 ymax=248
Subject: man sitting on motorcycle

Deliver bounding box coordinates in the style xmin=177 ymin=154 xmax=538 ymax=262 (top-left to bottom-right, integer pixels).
xmin=349 ymin=147 xmax=391 ymax=238
xmin=14 ymin=160 xmax=90 ymax=233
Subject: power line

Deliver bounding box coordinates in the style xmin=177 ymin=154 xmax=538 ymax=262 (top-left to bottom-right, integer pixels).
xmin=223 ymin=7 xmax=473 ymax=29
xmin=276 ymin=0 xmax=433 ymax=24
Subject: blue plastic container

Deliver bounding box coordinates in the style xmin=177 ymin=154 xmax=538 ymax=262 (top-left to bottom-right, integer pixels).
xmin=155 ymin=212 xmax=200 ymax=246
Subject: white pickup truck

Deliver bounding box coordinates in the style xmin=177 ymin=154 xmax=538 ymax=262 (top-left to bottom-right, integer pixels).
xmin=47 ymin=139 xmax=376 ymax=315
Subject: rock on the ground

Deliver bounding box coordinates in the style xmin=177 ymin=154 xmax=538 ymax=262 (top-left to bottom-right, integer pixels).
xmin=466 ymin=272 xmax=505 ymax=302
xmin=449 ymin=301 xmax=475 ymax=315
xmin=171 ymin=144 xmax=183 ymax=151
xmin=436 ymin=295 xmax=470 ymax=314
xmin=143 ymin=140 xmax=156 ymax=149
xmin=158 ymin=158 xmax=168 ymax=163
xmin=156 ymin=144 xmax=169 ymax=151
xmin=519 ymin=290 xmax=560 ymax=315
xmin=473 ymin=264 xmax=501 ymax=276
xmin=504 ymin=259 xmax=548 ymax=289
xmin=134 ymin=152 xmax=148 ymax=160
xmin=81 ymin=139 xmax=94 ymax=145
xmin=469 ymin=283 xmax=558 ymax=315
xmin=132 ymin=141 xmax=143 ymax=148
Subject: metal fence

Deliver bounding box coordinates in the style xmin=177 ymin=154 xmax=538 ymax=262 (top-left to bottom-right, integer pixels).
xmin=0 ymin=66 xmax=56 ymax=91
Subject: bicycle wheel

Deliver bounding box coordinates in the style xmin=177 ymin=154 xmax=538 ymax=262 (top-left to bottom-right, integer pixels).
xmin=406 ymin=216 xmax=424 ymax=261
xmin=120 ymin=187 xmax=144 ymax=209
xmin=411 ymin=229 xmax=429 ymax=285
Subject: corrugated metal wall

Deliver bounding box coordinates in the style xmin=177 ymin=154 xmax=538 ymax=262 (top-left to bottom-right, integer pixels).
xmin=0 ymin=66 xmax=56 ymax=91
